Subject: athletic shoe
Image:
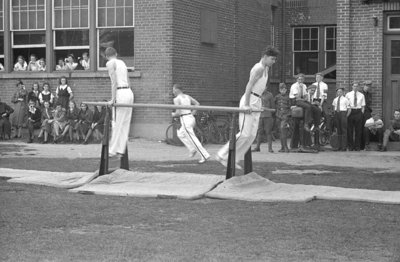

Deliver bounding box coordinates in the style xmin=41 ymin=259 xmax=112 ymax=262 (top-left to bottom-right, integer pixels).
xmin=188 ymin=151 xmax=197 ymax=158
xmin=198 ymin=155 xmax=210 ymax=164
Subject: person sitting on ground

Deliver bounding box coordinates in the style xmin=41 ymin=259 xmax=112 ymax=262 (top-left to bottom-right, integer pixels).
xmin=76 ymin=103 xmax=93 ymax=143
xmin=381 ymin=109 xmax=400 ymax=152
xmin=0 ymin=97 xmax=14 ymax=140
xmin=38 ymin=58 xmax=46 ymax=71
xmin=274 ymin=83 xmax=291 ymax=153
xmin=80 ymin=52 xmax=90 ymax=70
xmin=27 ymin=54 xmax=40 ymax=71
xmin=252 ymin=89 xmax=275 ymax=153
xmin=65 ymin=54 xmax=78 ymax=71
xmin=14 ymin=56 xmax=27 ymax=71
xmin=56 ymin=58 xmax=67 ymax=71
xmin=39 ymin=82 xmax=55 ymax=107
xmin=26 ymin=100 xmax=42 ymax=143
xmin=82 ymin=105 xmax=107 ymax=144
xmin=28 ymin=82 xmax=41 ymax=107
xmin=38 ymin=101 xmax=53 ymax=144
xmin=52 ymin=104 xmax=67 ymax=143
xmin=60 ymin=100 xmax=80 ymax=143
xmin=364 ymin=112 xmax=384 ymax=151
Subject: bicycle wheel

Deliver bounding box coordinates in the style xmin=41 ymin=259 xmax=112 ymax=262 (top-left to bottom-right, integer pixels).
xmin=165 ymin=124 xmax=184 ymax=146
xmin=194 ymin=125 xmax=206 ymax=144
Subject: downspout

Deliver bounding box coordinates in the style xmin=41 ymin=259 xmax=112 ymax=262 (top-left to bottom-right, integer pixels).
xmin=281 ymin=0 xmax=286 ymax=83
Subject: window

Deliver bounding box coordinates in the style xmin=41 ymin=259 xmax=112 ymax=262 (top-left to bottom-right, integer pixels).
xmin=53 ymin=0 xmax=89 ymax=70
xmin=293 ymin=27 xmax=319 ymax=75
xmin=325 ymin=26 xmax=336 ymax=68
xmin=0 ymin=0 xmax=3 ymax=67
xmin=11 ymin=0 xmax=46 ymax=71
xmin=97 ymin=0 xmax=134 ymax=68
xmin=388 ymin=15 xmax=400 ymax=31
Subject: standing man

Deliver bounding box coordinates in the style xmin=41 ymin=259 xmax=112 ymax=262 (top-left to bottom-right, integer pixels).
xmin=252 ymin=89 xmax=275 ymax=153
xmin=331 ymin=87 xmax=350 ymax=151
xmin=26 ymin=100 xmax=42 ymax=143
xmin=106 ymin=47 xmax=134 ymax=158
xmin=312 ymin=72 xmax=331 ymax=131
xmin=171 ymin=84 xmax=210 ymax=164
xmin=345 ymin=81 xmax=365 ymax=151
xmin=289 ymin=74 xmax=313 ymax=132
xmin=360 ymin=80 xmax=373 ymax=150
xmin=306 ymin=84 xmax=322 ymax=150
xmin=215 ymin=46 xmax=279 ymax=168
xmin=0 ymin=97 xmax=14 ymax=140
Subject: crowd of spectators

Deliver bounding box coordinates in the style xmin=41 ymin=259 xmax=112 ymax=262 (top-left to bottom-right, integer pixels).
xmin=0 ymin=78 xmax=109 ymax=145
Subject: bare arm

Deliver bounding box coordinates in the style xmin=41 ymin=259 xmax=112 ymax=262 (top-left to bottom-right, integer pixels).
xmin=171 ymin=97 xmax=180 ymax=117
xmin=107 ymin=61 xmax=117 ymax=104
xmin=243 ymin=66 xmax=264 ymax=108
xmin=189 ymin=96 xmax=200 ymax=115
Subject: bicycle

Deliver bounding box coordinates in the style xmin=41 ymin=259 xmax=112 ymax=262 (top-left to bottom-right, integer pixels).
xmin=195 ymin=111 xmax=230 ymax=144
xmin=165 ymin=117 xmax=205 ymax=146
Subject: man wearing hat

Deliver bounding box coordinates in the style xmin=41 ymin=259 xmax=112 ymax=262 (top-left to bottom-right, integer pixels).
xmin=360 ymin=80 xmax=373 ymax=150
xmin=0 ymin=97 xmax=14 ymax=140
xmin=345 ymin=81 xmax=366 ymax=151
xmin=331 ymin=87 xmax=350 ymax=151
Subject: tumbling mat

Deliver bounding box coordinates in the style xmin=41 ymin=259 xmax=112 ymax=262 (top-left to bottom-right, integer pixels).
xmin=0 ymin=168 xmax=98 ymax=189
xmin=206 ymin=172 xmax=400 ymax=204
xmin=70 ymin=169 xmax=224 ymax=200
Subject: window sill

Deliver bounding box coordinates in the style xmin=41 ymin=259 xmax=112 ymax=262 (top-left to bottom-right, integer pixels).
xmin=0 ymin=70 xmax=142 ymax=79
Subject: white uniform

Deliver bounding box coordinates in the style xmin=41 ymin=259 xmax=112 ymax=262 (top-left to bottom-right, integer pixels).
xmin=176 ymin=94 xmax=210 ymax=161
xmin=107 ymin=58 xmax=134 ymax=156
xmin=217 ymin=62 xmax=268 ymax=162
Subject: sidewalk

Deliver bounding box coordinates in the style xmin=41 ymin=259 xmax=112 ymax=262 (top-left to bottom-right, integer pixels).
xmin=0 ymin=138 xmax=399 ymax=173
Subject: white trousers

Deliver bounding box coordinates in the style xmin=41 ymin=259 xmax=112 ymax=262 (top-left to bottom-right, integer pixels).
xmin=178 ymin=114 xmax=210 ymax=160
xmin=109 ymin=88 xmax=134 ymax=155
xmin=217 ymin=94 xmax=261 ymax=162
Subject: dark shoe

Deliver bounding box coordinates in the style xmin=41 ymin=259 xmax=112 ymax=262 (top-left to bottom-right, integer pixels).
xmin=380 ymin=147 xmax=387 ymax=152
xmin=278 ymin=148 xmax=285 ymax=153
xmin=252 ymin=148 xmax=260 ymax=152
xmin=268 ymin=148 xmax=274 ymax=153
xmin=27 ymin=138 xmax=33 ymax=143
xmin=83 ymin=140 xmax=88 ymax=145
xmin=377 ymin=144 xmax=382 ymax=151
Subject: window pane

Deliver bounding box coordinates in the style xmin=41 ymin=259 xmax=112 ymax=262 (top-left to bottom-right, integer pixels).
xmin=12 ymin=12 xmax=19 ymax=29
xmin=20 ymin=13 xmax=28 ymax=29
xmin=302 ymin=39 xmax=309 ymax=50
xmin=294 ymin=40 xmax=301 ymax=51
xmin=392 ymin=58 xmax=400 ymax=74
xmin=391 ymin=40 xmax=400 ymax=56
xmin=326 ymin=51 xmax=336 ymax=68
xmin=0 ymin=34 xmax=4 ymax=54
xmin=98 ymin=0 xmax=106 ymax=7
xmin=326 ymin=28 xmax=333 ymax=38
xmin=63 ymin=10 xmax=71 ymax=28
xmin=13 ymin=47 xmax=46 ymax=69
xmin=294 ymin=29 xmax=301 ymax=39
xmin=99 ymin=28 xmax=134 ymax=67
xmin=311 ymin=39 xmax=318 ymax=50
xmin=12 ymin=0 xmax=45 ymax=30
xmin=55 ymin=30 xmax=90 ymax=47
xmin=29 ymin=11 xmax=36 ymax=29
xmin=125 ymin=0 xmax=133 ymax=7
xmin=294 ymin=52 xmax=318 ymax=75
xmin=72 ymin=9 xmax=80 ymax=28
xmin=13 ymin=31 xmax=46 ymax=46
xmin=311 ymin=28 xmax=318 ymax=38
xmin=303 ymin=28 xmax=309 ymax=39
xmin=326 ymin=40 xmax=333 ymax=50
xmin=125 ymin=7 xmax=134 ymax=26
xmin=98 ymin=9 xmax=106 ymax=27
xmin=116 ymin=7 xmax=125 ymax=26
xmin=107 ymin=8 xmax=115 ymax=27
xmin=116 ymin=0 xmax=124 ymax=6
xmin=389 ymin=16 xmax=400 ymax=29
xmin=54 ymin=49 xmax=89 ymax=71
xmin=54 ymin=0 xmax=89 ymax=29
xmin=81 ymin=10 xmax=89 ymax=27
xmin=55 ymin=10 xmax=62 ymax=28
xmin=107 ymin=0 xmax=115 ymax=7
xmin=37 ymin=11 xmax=45 ymax=29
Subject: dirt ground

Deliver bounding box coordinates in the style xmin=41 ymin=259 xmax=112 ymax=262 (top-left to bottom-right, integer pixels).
xmin=1 ymin=139 xmax=400 ymax=261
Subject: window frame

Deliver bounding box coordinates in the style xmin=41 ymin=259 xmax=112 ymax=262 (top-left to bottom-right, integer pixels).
xmin=292 ymin=26 xmax=320 ymax=76
xmin=11 ymin=31 xmax=47 ymax=48
xmin=387 ymin=15 xmax=400 ymax=32
xmin=52 ymin=0 xmax=90 ymax=30
xmin=324 ymin=26 xmax=337 ymax=68
xmin=52 ymin=30 xmax=90 ymax=50
xmin=0 ymin=0 xmax=4 ymax=31
xmin=96 ymin=0 xmax=135 ymax=28
xmin=10 ymin=0 xmax=47 ymax=31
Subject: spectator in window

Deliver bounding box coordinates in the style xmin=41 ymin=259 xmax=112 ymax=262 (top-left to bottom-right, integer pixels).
xmin=55 ymin=76 xmax=74 ymax=110
xmin=10 ymin=81 xmax=28 ymax=138
xmin=56 ymin=58 xmax=67 ymax=71
xmin=28 ymin=82 xmax=41 ymax=107
xmin=14 ymin=56 xmax=28 ymax=71
xmin=0 ymin=63 xmax=4 ymax=71
xmin=76 ymin=103 xmax=93 ymax=143
xmin=27 ymin=54 xmax=40 ymax=71
xmin=39 ymin=82 xmax=55 ymax=107
xmin=83 ymin=105 xmax=106 ymax=144
xmin=65 ymin=54 xmax=78 ymax=71
xmin=37 ymin=101 xmax=53 ymax=144
xmin=0 ymin=97 xmax=14 ymax=140
xmin=59 ymin=100 xmax=80 ymax=143
xmin=52 ymin=103 xmax=67 ymax=143
xmin=38 ymin=58 xmax=46 ymax=71
xmin=80 ymin=52 xmax=90 ymax=70
xmin=27 ymin=100 xmax=42 ymax=143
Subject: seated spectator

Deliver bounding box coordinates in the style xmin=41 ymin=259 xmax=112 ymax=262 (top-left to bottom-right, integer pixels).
xmin=52 ymin=104 xmax=67 ymax=143
xmin=0 ymin=97 xmax=14 ymax=140
xmin=65 ymin=54 xmax=78 ymax=71
xmin=38 ymin=101 xmax=53 ymax=144
xmin=39 ymin=82 xmax=55 ymax=107
xmin=83 ymin=105 xmax=107 ymax=144
xmin=14 ymin=55 xmax=28 ymax=71
xmin=381 ymin=109 xmax=400 ymax=151
xmin=27 ymin=100 xmax=42 ymax=143
xmin=80 ymin=52 xmax=90 ymax=70
xmin=27 ymin=54 xmax=40 ymax=71
xmin=0 ymin=63 xmax=4 ymax=71
xmin=38 ymin=58 xmax=46 ymax=71
xmin=76 ymin=103 xmax=93 ymax=142
xmin=28 ymin=82 xmax=41 ymax=107
xmin=56 ymin=58 xmax=67 ymax=71
xmin=59 ymin=101 xmax=80 ymax=143
xmin=364 ymin=112 xmax=384 ymax=151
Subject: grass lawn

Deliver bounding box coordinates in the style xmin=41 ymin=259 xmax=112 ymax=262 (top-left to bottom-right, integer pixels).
xmin=1 ymin=157 xmax=400 ymax=262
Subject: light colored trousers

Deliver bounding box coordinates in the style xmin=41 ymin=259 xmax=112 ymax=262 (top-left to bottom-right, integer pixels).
xmin=109 ymin=88 xmax=134 ymax=155
xmin=178 ymin=114 xmax=210 ymax=160
xmin=217 ymin=94 xmax=261 ymax=162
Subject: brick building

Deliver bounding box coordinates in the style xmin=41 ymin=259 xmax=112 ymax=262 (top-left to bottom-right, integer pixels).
xmin=0 ymin=0 xmax=276 ymax=139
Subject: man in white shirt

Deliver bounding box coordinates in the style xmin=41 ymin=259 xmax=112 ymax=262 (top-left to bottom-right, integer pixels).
xmin=345 ymin=81 xmax=366 ymax=151
xmin=332 ymin=87 xmax=351 ymax=151
xmin=289 ymin=74 xmax=313 ymax=132
xmin=312 ymin=72 xmax=332 ymax=131
xmin=364 ymin=112 xmax=384 ymax=151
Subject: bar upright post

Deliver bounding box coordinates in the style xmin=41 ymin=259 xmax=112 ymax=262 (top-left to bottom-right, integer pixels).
xmin=99 ymin=106 xmax=110 ymax=176
xmin=226 ymin=113 xmax=237 ymax=179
